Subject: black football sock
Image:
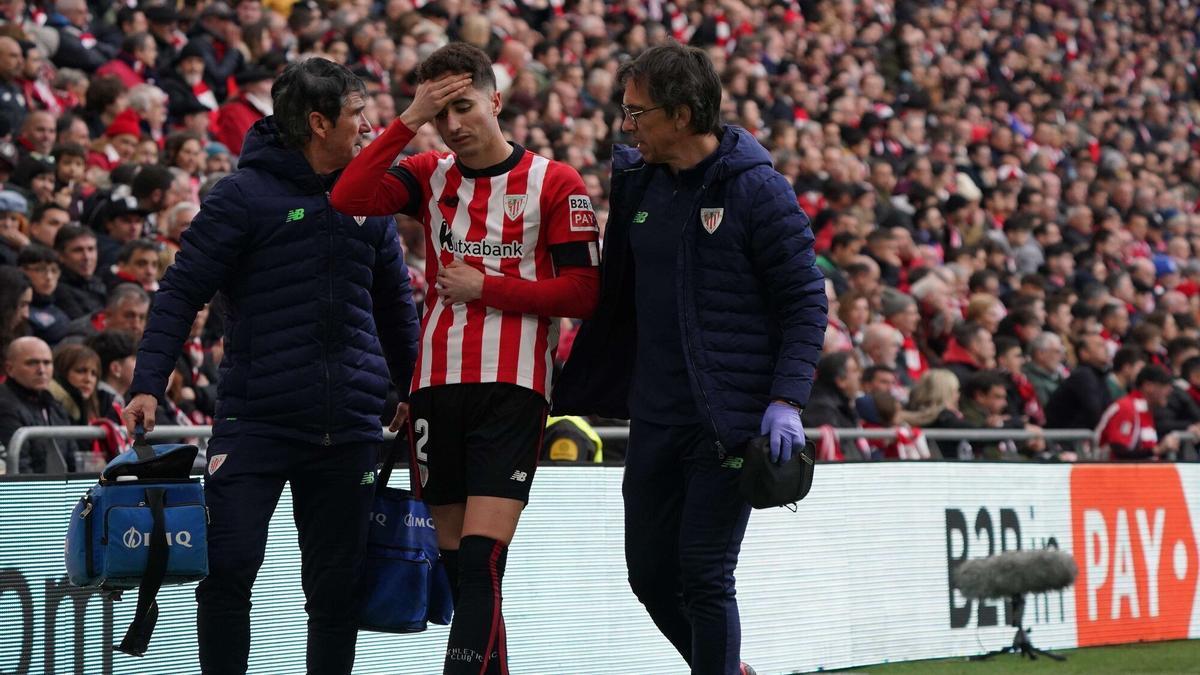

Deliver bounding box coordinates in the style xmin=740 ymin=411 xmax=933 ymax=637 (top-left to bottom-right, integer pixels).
xmin=443 ymin=535 xmax=508 ymax=675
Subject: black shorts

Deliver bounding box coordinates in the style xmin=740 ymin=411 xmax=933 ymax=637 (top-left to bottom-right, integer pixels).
xmin=407 ymin=382 xmax=548 ymax=505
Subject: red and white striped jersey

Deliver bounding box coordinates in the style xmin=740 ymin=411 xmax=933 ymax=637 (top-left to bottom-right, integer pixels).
xmin=392 ymin=147 xmax=599 ymax=399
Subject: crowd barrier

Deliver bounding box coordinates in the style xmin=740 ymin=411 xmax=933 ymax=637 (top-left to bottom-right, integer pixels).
xmin=3 ymin=424 xmax=1115 ymax=475
xmin=1 ymin=462 xmax=1198 ymax=674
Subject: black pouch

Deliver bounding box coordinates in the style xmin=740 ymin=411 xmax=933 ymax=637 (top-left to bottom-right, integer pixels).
xmin=738 ymin=435 xmax=816 ymax=509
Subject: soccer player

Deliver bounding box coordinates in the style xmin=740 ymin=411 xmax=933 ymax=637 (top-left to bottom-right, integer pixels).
xmin=331 ymin=43 xmax=600 ymax=674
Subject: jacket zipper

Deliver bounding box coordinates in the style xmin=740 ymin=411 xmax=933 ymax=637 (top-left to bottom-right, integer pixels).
xmin=322 ymin=193 xmax=334 ymax=446
xmin=676 ymin=185 xmax=726 ymax=459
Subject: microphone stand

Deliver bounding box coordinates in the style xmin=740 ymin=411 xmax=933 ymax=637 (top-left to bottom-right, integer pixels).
xmin=969 ymin=594 xmax=1066 ymax=662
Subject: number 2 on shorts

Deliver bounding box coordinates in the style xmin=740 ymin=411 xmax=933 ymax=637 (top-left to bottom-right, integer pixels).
xmin=413 ymin=418 xmax=430 ymax=487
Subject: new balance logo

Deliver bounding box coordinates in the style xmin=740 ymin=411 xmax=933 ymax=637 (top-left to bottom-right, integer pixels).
xmin=633 ymin=211 xmax=649 ymax=224
xmin=720 ymin=457 xmax=744 ymax=470
xmin=510 ymin=470 xmax=528 ymax=483
xmin=285 ymin=208 xmax=305 ymax=223
xmin=360 ymin=471 xmax=375 ymax=485
xmin=439 ymin=220 xmax=524 ymax=258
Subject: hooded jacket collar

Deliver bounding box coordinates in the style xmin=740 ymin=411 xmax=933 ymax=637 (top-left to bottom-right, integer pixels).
xmin=238 ymin=116 xmax=335 ymax=195
xmin=611 ymin=125 xmax=772 ymax=188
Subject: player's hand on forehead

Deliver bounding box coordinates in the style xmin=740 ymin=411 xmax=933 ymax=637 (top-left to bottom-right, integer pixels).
xmin=403 ymin=73 xmax=475 ymax=128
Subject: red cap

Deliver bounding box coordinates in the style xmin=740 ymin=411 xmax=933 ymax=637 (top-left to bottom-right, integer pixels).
xmin=105 ymin=109 xmax=143 ymax=139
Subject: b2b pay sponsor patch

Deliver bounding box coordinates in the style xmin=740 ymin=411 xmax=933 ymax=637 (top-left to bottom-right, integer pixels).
xmin=568 ymin=195 xmax=598 ymax=232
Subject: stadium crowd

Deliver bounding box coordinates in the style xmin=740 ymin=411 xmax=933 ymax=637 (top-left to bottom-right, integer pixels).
xmin=0 ymin=0 xmax=1199 ymax=472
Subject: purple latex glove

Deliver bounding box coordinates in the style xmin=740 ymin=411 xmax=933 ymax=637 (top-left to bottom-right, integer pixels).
xmin=760 ymin=402 xmax=805 ymax=463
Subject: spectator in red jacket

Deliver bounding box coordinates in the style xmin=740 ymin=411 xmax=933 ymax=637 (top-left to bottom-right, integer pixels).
xmin=96 ymin=32 xmax=157 ymax=88
xmin=213 ymin=67 xmax=273 ymax=156
xmin=1097 ymin=365 xmax=1200 ymax=460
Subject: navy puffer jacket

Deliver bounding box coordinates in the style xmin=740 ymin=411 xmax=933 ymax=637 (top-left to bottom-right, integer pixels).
xmin=130 ymin=117 xmax=420 ymax=445
xmin=554 ymin=126 xmax=827 ymax=453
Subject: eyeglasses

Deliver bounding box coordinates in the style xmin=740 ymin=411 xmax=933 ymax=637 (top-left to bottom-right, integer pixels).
xmin=22 ymin=264 xmax=60 ymax=276
xmin=620 ymin=104 xmax=664 ymax=130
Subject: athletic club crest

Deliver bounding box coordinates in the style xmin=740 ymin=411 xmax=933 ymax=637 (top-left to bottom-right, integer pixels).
xmin=354 ymin=215 xmax=366 ymax=226
xmin=504 ymin=195 xmax=528 ymax=220
xmin=700 ymin=208 xmax=724 ymax=234
xmin=208 ymin=454 xmax=228 ymax=475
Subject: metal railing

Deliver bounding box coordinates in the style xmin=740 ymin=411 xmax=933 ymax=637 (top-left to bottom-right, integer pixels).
xmin=2 ymin=424 xmax=1116 ymax=475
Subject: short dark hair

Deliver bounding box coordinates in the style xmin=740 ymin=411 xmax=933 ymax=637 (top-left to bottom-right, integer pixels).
xmin=862 ymin=364 xmax=894 ymax=383
xmin=1167 ymin=337 xmax=1200 ymax=363
xmin=816 ymin=351 xmax=857 ymax=385
xmin=964 ymin=369 xmax=1008 ymax=400
xmin=953 ymin=321 xmax=987 ymax=348
xmin=17 ymin=243 xmax=59 ymax=267
xmin=416 ymin=42 xmax=497 ymax=90
xmin=85 ymin=330 xmax=137 ymax=378
xmin=1113 ymin=345 xmax=1146 ymax=372
xmin=30 ymin=202 xmax=68 ymax=224
xmin=120 ymin=31 xmax=153 ymax=54
xmin=1071 ymin=301 xmax=1098 ymax=321
xmin=1135 ymin=364 xmax=1173 ymax=388
xmin=968 ymin=269 xmax=999 ymax=293
xmin=116 ymin=239 xmax=159 ymax=264
xmin=994 ymin=335 xmax=1022 ymax=358
xmin=617 ymin=41 xmax=722 ymax=136
xmin=131 ymin=164 xmax=175 ymax=199
xmin=1180 ymin=355 xmax=1200 ymax=381
xmin=54 ymin=224 xmax=97 ymax=251
xmin=52 ymin=142 xmax=87 ymax=162
xmin=830 ymin=231 xmax=861 ymax=251
xmin=271 ymin=58 xmax=367 ymax=148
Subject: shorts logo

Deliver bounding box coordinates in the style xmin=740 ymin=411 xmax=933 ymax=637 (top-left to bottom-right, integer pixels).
xmin=361 ymin=471 xmax=375 ymax=485
xmin=720 ymin=457 xmax=743 ymax=470
xmin=633 ymin=211 xmax=648 ymax=224
xmin=510 ymin=470 xmax=528 ymax=483
xmin=504 ymin=195 xmax=528 ymax=220
xmin=285 ymin=208 xmax=305 ymax=223
xmin=208 ymin=454 xmax=227 ymax=475
xmin=568 ymin=195 xmax=598 ymax=232
xmin=701 ymin=208 xmax=724 ymax=234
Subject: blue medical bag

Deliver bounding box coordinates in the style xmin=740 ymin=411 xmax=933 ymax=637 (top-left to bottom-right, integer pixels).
xmin=356 ymin=437 xmax=453 ymax=633
xmin=64 ymin=431 xmax=208 ymax=656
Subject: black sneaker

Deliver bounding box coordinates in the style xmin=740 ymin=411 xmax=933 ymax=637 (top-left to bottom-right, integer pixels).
xmin=740 ymin=663 xmax=758 ymax=675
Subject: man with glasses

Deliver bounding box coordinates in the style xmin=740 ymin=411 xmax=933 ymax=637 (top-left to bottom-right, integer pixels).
xmin=122 ymin=58 xmax=420 ymax=674
xmin=555 ymin=42 xmax=827 ymax=675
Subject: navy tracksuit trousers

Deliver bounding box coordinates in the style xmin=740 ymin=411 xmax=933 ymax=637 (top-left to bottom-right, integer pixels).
xmin=195 ymin=432 xmax=377 ymax=675
xmin=624 ymin=418 xmax=752 ymax=675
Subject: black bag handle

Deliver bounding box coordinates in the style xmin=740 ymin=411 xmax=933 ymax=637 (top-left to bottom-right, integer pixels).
xmin=377 ymin=432 xmax=406 ymax=490
xmin=116 ymin=486 xmax=168 ymax=656
xmin=131 ymin=424 xmax=155 ymax=462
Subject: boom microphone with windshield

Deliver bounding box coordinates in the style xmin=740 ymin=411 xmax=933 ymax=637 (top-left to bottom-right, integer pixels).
xmin=956 ymin=548 xmax=1078 ymax=599
xmin=954 ymin=548 xmax=1078 ymax=663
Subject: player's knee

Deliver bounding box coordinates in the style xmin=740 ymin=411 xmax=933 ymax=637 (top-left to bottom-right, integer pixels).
xmin=458 ymin=534 xmax=507 ymax=580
